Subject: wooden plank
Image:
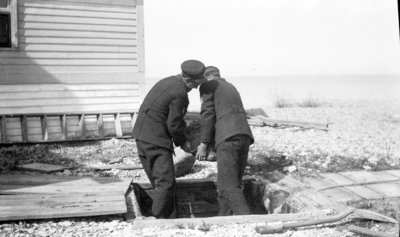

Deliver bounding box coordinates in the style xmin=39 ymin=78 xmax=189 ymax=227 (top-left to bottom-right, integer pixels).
xmin=130 ymin=112 xmax=137 ymax=131
xmin=341 ymin=171 xmax=400 ymax=182
xmin=20 ymin=22 xmax=136 ymax=33
xmin=10 ymin=0 xmax=19 ymax=49
xmin=115 ymin=113 xmax=123 ymax=137
xmin=0 ymin=59 xmax=138 ymax=66
xmin=97 ymin=113 xmax=105 ymax=138
xmin=60 ymin=114 xmax=67 ymax=140
xmin=20 ymin=15 xmax=136 ymax=26
xmin=0 ymin=84 xmax=139 ymax=92
xmin=0 ymin=175 xmax=131 ymax=195
xmin=125 ymin=185 xmax=142 ymax=219
xmin=19 ymin=0 xmax=137 ymax=7
xmin=302 ymin=177 xmax=361 ymax=203
xmin=19 ymin=37 xmax=137 ymax=46
xmin=0 ymin=192 xmax=124 ymax=205
xmin=19 ymin=29 xmax=136 ymax=39
xmin=0 ymin=102 xmax=140 ymax=115
xmin=0 ymin=174 xmax=130 ymax=186
xmin=0 ymin=184 xmax=130 ymax=195
xmin=136 ymin=0 xmax=145 ymax=73
xmin=0 ymin=193 xmax=127 ymax=221
xmin=255 ymin=115 xmax=328 ymax=130
xmin=0 ymin=51 xmax=138 ymax=59
xmin=79 ymin=114 xmax=86 ymax=139
xmin=17 ymin=163 xmax=67 ymax=173
xmin=0 ymin=90 xmax=139 ymax=100
xmin=384 ymin=170 xmax=400 ymax=178
xmin=0 ymin=65 xmax=139 ymax=73
xmin=89 ymin=164 xmax=142 ymax=171
xmin=20 ymin=115 xmax=28 ymax=142
xmin=19 ymin=7 xmax=137 ymax=20
xmin=19 ymin=44 xmax=137 ymax=53
xmin=19 ymin=1 xmax=136 ymax=14
xmin=0 ymin=97 xmax=136 ymax=107
xmin=365 ymin=183 xmax=400 ymax=198
xmin=321 ymin=173 xmax=383 ymax=200
xmin=132 ymin=211 xmax=330 ymax=229
xmin=1 ymin=115 xmax=7 ymax=143
xmin=339 ymin=171 xmax=400 ymax=197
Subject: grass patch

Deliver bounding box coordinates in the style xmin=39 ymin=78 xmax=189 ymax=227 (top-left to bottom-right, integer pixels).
xmin=297 ymin=96 xmax=323 ymax=108
xmin=274 ymin=97 xmax=291 ymax=108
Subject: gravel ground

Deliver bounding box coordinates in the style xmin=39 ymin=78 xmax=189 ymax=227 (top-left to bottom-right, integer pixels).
xmin=1 ymin=99 xmax=399 ymax=236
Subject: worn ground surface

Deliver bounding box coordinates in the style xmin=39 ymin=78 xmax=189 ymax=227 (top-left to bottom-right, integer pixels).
xmin=0 ymin=99 xmax=399 ymax=236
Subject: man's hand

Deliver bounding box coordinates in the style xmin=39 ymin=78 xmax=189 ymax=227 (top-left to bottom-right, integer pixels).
xmin=180 ymin=140 xmax=192 ymax=153
xmin=196 ymin=143 xmax=208 ymax=161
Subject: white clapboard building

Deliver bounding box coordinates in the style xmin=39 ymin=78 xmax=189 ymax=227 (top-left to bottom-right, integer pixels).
xmin=0 ymin=0 xmax=145 ymax=143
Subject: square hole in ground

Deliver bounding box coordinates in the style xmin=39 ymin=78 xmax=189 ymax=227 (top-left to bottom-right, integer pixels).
xmin=131 ymin=177 xmax=268 ymax=218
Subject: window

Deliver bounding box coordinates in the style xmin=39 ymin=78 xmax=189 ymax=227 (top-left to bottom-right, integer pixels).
xmin=0 ymin=0 xmax=17 ymax=49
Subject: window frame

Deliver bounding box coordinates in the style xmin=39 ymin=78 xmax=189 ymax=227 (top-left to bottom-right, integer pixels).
xmin=0 ymin=0 xmax=18 ymax=49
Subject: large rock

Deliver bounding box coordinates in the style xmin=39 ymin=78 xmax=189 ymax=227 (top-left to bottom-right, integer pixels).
xmin=184 ymin=120 xmax=217 ymax=161
xmin=173 ymin=148 xmax=196 ymax=177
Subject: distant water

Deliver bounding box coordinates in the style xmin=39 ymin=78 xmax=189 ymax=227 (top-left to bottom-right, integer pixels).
xmin=145 ymin=75 xmax=400 ymax=111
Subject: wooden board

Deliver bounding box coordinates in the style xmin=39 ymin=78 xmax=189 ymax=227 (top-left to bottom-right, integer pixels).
xmin=320 ymin=173 xmax=383 ymax=200
xmin=0 ymin=193 xmax=126 ymax=221
xmin=131 ymin=211 xmax=330 ymax=229
xmin=16 ymin=163 xmax=67 ymax=173
xmin=0 ymin=112 xmax=139 ymax=143
xmin=0 ymin=174 xmax=131 ymax=221
xmin=339 ymin=171 xmax=400 ymax=198
xmin=302 ymin=176 xmax=361 ymax=203
xmin=384 ymin=170 xmax=400 ymax=178
xmin=303 ymin=171 xmax=400 ymax=203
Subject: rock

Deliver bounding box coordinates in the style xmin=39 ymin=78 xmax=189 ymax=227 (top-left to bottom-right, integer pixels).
xmin=173 ymin=148 xmax=196 ymax=177
xmin=184 ymin=120 xmax=218 ymax=161
xmin=262 ymin=182 xmax=290 ymax=214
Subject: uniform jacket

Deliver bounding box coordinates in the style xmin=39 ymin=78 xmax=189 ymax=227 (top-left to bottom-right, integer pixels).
xmin=132 ymin=76 xmax=189 ymax=151
xmin=199 ymin=78 xmax=254 ymax=148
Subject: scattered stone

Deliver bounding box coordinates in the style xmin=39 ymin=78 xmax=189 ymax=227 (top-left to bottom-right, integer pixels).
xmin=173 ymin=148 xmax=196 ymax=177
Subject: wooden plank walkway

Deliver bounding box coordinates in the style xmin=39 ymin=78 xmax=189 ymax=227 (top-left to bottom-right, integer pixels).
xmin=0 ymin=112 xmax=138 ymax=144
xmin=303 ymin=170 xmax=400 ymax=203
xmin=0 ymin=174 xmax=132 ymax=221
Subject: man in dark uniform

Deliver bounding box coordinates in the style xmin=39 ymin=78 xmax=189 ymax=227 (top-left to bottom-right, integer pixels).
xmin=196 ymin=66 xmax=254 ymax=216
xmin=132 ymin=60 xmax=206 ymax=218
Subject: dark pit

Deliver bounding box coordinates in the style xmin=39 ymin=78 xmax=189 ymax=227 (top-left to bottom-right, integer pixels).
xmin=131 ymin=177 xmax=268 ymax=218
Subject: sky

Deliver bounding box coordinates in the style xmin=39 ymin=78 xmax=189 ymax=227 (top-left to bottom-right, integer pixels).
xmin=143 ymin=0 xmax=400 ymax=78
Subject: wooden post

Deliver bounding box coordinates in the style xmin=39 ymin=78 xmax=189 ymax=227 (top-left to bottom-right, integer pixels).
xmin=136 ymin=0 xmax=145 ymax=74
xmin=97 ymin=113 xmax=105 ymax=138
xmin=60 ymin=114 xmax=67 ymax=141
xmin=20 ymin=115 xmax=28 ymax=142
xmin=1 ymin=115 xmax=6 ymax=143
xmin=131 ymin=112 xmax=138 ymax=132
xmin=79 ymin=114 xmax=86 ymax=139
xmin=114 ymin=113 xmax=123 ymax=137
xmin=41 ymin=115 xmax=48 ymax=141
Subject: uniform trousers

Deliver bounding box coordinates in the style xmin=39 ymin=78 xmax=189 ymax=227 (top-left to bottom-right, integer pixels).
xmin=136 ymin=140 xmax=177 ymax=219
xmin=216 ymin=134 xmax=252 ymax=216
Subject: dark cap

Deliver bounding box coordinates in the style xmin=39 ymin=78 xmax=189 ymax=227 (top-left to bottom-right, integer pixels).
xmin=181 ymin=60 xmax=206 ymax=80
xmin=204 ymin=66 xmax=220 ymax=76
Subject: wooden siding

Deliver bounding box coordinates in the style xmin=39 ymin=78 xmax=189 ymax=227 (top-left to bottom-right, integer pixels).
xmin=0 ymin=0 xmax=144 ymax=116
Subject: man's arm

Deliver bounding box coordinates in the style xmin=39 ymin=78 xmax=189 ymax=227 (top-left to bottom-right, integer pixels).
xmin=167 ymin=93 xmax=188 ymax=147
xmin=199 ymin=82 xmax=216 ymax=144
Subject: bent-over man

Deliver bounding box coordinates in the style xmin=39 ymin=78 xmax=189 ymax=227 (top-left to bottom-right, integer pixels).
xmin=196 ymin=66 xmax=254 ymax=216
xmin=132 ymin=60 xmax=206 ymax=218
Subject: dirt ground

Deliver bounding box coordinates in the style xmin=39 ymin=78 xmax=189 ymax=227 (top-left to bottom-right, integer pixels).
xmin=0 ymin=99 xmax=399 ymax=236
